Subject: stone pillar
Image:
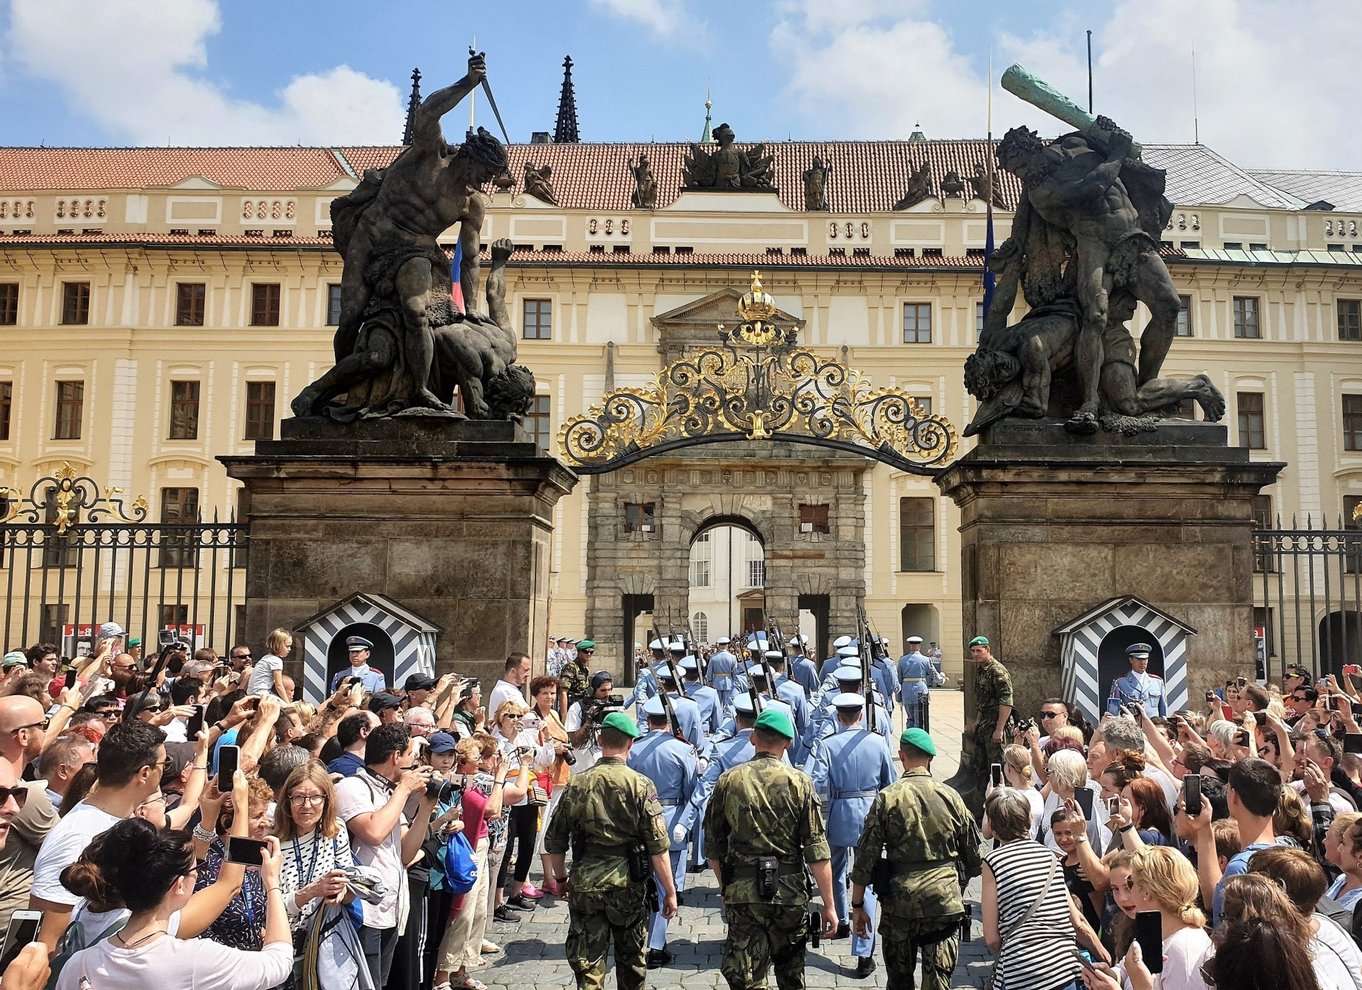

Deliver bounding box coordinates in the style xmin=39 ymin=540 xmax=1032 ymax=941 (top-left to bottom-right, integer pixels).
xmin=935 ymin=420 xmax=1283 ymax=725
xmin=221 ymin=418 xmax=576 ymax=690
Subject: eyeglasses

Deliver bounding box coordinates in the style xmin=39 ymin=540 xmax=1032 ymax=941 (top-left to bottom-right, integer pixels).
xmin=0 ymin=786 xmax=28 ymax=809
xmin=8 ymin=720 xmax=47 ymax=735
xmin=138 ymin=794 xmax=167 ymax=811
xmin=289 ymin=794 xmax=325 ymax=806
xmin=94 ymin=709 xmax=119 ymax=719
xmin=1040 ymin=711 xmax=1063 ymax=720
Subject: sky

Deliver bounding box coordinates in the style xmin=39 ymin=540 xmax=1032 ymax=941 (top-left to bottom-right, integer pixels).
xmin=0 ymin=0 xmax=1356 ymax=171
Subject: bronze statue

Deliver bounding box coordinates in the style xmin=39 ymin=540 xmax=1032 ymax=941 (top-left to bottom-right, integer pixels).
xmin=629 ymin=153 xmax=658 ymax=209
xmin=522 ymin=161 xmax=558 ymax=205
xmin=893 ymin=162 xmax=933 ymax=210
xmin=682 ymin=123 xmax=775 ymax=191
xmin=968 ymin=163 xmax=1008 ymax=210
xmin=941 ymin=169 xmax=965 ymax=198
xmin=803 ymin=154 xmax=831 ymax=211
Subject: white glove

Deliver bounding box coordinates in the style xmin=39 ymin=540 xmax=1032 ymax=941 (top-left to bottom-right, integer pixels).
xmin=671 ymin=824 xmax=687 ymax=845
xmin=697 ymin=757 xmax=709 ymax=775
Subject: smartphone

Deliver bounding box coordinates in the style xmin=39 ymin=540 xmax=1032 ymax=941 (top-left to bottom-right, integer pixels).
xmin=217 ymin=744 xmax=239 ymax=789
xmin=346 ymin=676 xmax=362 ymax=687
xmin=1346 ymin=734 xmax=1362 ymax=755
xmin=1237 ymin=677 xmax=1247 ymax=687
xmin=63 ymin=667 xmax=78 ymax=690
xmin=0 ymin=911 xmax=41 ymax=973
xmin=1074 ymin=787 xmax=1094 ymax=819
xmin=1252 ymin=711 xmax=1267 ymax=726
xmin=185 ymin=706 xmax=204 ymax=739
xmin=989 ymin=763 xmax=1003 ymax=788
xmin=1205 ymin=691 xmax=1216 ymax=703
xmin=1183 ymin=774 xmax=1203 ymax=819
xmin=225 ymin=836 xmax=268 ymax=867
xmin=1329 ymin=696 xmax=1340 ymax=711
xmin=1107 ymin=796 xmax=1121 ymax=816
xmin=1134 ymin=910 xmax=1164 ymax=974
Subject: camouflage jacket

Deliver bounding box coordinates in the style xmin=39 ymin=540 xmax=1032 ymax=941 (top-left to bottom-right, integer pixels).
xmin=848 ymin=767 xmax=983 ymax=919
xmin=703 ymin=752 xmax=831 ymax=905
xmin=543 ymin=756 xmax=669 ymax=892
xmin=974 ymin=658 xmax=1014 ymax=721
xmin=559 ymin=660 xmax=592 ymax=705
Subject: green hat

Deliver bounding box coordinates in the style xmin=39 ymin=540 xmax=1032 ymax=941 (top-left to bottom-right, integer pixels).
xmin=577 ymin=639 xmax=596 ymax=651
xmin=899 ymin=727 xmax=937 ymax=757
xmin=754 ymin=708 xmax=795 ymax=739
xmin=600 ymin=711 xmax=639 ymax=739
xmin=968 ymin=635 xmax=990 ymax=648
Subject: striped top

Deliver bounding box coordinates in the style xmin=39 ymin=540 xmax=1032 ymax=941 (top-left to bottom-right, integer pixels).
xmin=984 ymin=840 xmax=1082 ymax=990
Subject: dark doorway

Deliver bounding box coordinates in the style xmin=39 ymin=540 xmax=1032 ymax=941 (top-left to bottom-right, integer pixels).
xmin=1318 ymin=611 xmax=1362 ymax=679
xmin=799 ymin=593 xmax=830 ymax=663
xmin=620 ymin=594 xmax=653 ymax=687
xmin=1096 ymin=625 xmax=1165 ymax=705
xmin=326 ymin=622 xmax=395 ymax=690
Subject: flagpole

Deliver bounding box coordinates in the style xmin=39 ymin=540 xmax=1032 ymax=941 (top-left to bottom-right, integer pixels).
xmin=982 ymin=49 xmax=997 ymax=332
xmin=469 ymin=36 xmax=478 ymax=129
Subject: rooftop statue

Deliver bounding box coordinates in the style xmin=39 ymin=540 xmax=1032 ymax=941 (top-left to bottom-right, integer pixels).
xmin=682 ymin=123 xmax=776 ymax=191
xmin=803 ymin=154 xmax=831 ymax=211
xmin=291 ymin=52 xmax=534 ymax=422
xmin=522 ymin=161 xmax=558 ymax=205
xmin=629 ymin=152 xmax=658 ymax=209
xmin=964 ymin=65 xmax=1224 ymax=437
xmin=893 ymin=162 xmax=933 ymax=210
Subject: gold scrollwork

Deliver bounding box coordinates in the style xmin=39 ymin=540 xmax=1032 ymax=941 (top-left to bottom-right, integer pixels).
xmin=0 ymin=461 xmax=148 ymax=533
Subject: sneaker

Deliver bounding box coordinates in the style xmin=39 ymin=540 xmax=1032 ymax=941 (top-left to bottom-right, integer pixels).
xmin=507 ymin=894 xmax=539 ymax=911
xmin=480 ymin=940 xmax=500 ymax=954
xmin=520 ymin=882 xmax=544 ymax=899
xmin=492 ymin=905 xmax=521 ymax=923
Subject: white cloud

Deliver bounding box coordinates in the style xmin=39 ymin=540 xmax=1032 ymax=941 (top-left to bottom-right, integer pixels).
xmin=587 ymin=0 xmax=690 ymax=39
xmin=6 ymin=0 xmax=405 ymax=145
xmin=773 ymin=0 xmax=1362 ymax=169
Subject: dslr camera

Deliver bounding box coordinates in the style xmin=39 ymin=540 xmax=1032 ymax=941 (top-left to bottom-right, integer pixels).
xmin=425 ymin=777 xmax=462 ymax=804
xmin=585 ymin=694 xmax=626 ymax=724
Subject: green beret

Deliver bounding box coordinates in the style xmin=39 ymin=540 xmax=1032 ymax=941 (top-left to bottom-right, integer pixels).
xmin=577 ymin=639 xmax=596 ymax=650
xmin=754 ymin=708 xmax=795 ymax=739
xmin=600 ymin=711 xmax=639 ymax=739
xmin=968 ymin=635 xmax=990 ymax=648
xmin=899 ymin=726 xmax=937 ymax=757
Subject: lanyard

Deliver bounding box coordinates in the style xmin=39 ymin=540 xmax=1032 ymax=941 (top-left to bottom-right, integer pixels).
xmin=292 ymin=832 xmax=322 ymax=888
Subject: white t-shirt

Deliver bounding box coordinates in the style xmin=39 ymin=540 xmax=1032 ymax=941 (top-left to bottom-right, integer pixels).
xmin=56 ymin=934 xmax=291 ymax=990
xmin=246 ymin=655 xmax=283 ymax=697
xmin=488 ymin=679 xmax=528 ymax=725
xmin=334 ymin=771 xmax=407 ymax=931
xmin=31 ymin=802 xmax=124 ymax=906
xmin=564 ymin=700 xmax=601 ymax=770
xmin=1313 ymin=916 xmax=1362 ymax=990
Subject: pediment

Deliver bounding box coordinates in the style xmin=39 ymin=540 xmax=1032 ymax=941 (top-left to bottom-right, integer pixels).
xmin=652 ymin=287 xmax=804 ymax=333
xmin=168 ymin=176 xmax=223 ymax=190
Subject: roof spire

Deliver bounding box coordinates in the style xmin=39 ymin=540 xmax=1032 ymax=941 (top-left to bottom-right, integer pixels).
xmin=402 ymin=68 xmax=422 ymax=145
xmin=908 ymin=120 xmax=926 ymax=143
xmin=700 ymin=85 xmax=714 ymax=143
xmin=553 ymin=55 xmax=581 ymax=143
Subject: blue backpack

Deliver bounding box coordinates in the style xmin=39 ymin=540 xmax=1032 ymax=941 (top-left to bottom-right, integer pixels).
xmin=441 ymin=830 xmax=479 ymax=894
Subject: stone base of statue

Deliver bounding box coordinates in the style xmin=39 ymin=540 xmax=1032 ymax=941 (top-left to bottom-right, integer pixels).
xmin=935 ymin=419 xmax=1282 ymax=804
xmin=220 ymin=417 xmax=576 ymax=696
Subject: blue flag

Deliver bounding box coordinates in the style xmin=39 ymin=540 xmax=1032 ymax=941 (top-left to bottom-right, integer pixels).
xmin=450 ymin=240 xmax=465 ymax=313
xmin=982 ymin=189 xmax=996 ymax=323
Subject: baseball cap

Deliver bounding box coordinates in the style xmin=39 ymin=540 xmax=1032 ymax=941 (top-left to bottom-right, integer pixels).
xmin=98 ymin=622 xmax=126 ymax=639
xmin=403 ymin=673 xmax=438 ymax=693
xmin=1 ymin=651 xmax=28 ymax=669
xmin=589 ymin=670 xmax=614 ymax=690
xmin=427 ymin=731 xmax=458 ymax=754
xmin=367 ymin=692 xmax=403 ymax=712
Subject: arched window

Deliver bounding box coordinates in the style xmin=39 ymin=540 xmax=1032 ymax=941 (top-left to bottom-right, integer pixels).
xmin=692 ymin=612 xmax=708 ymax=644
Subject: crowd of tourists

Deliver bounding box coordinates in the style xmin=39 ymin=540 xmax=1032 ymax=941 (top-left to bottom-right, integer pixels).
xmin=1 ymin=621 xmax=1359 ymax=990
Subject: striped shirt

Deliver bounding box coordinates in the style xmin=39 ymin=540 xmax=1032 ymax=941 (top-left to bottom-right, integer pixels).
xmin=984 ymin=839 xmax=1081 ymax=990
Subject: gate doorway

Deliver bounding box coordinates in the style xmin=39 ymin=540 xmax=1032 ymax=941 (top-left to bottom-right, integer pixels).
xmin=689 ymin=520 xmax=764 ymax=640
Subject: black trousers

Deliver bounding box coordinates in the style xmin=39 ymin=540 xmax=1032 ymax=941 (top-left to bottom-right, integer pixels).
xmin=496 ymin=803 xmax=539 ymax=888
xmin=387 ymin=871 xmax=428 ymax=990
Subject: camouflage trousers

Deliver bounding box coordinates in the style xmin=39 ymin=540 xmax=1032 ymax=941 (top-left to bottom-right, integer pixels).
xmin=565 ymin=885 xmax=648 ymax=990
xmin=721 ymin=902 xmax=808 ymax=990
xmin=968 ymin=721 xmax=1004 ymax=793
xmin=880 ymin=914 xmax=963 ymax=990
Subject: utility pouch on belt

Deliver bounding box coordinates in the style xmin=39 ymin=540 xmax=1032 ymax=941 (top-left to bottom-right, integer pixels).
xmin=871 ymin=850 xmax=893 ymax=896
xmin=627 ymin=843 xmax=651 ymax=884
xmin=756 ymin=856 xmax=779 ymax=899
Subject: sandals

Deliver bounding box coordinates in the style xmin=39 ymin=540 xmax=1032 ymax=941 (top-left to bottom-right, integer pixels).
xmin=450 ymin=978 xmax=489 ymax=990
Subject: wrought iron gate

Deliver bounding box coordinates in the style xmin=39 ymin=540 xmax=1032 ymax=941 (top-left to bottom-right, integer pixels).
xmin=1 ymin=465 xmax=246 ymax=655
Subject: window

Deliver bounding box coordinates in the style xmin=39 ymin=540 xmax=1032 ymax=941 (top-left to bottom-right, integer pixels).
xmin=1253 ymin=605 xmax=1276 ymax=660
xmin=1236 ymin=392 xmax=1265 ymax=449
xmin=1233 ymin=296 xmax=1260 ymax=339
xmin=902 ymin=302 xmax=931 ymax=343
xmin=1251 ymin=494 xmax=1274 ymax=572
xmin=1347 ymin=495 xmax=1362 ymax=574
xmin=41 ymin=488 xmax=78 ymax=566
xmin=692 ymin=612 xmax=708 ymax=644
xmin=52 ymin=380 xmax=83 ymax=440
xmin=1340 ymin=299 xmax=1362 ymax=341
xmin=690 ymin=533 xmax=711 ymax=587
xmin=523 ymin=299 xmax=552 ymax=340
xmin=624 ymin=502 xmax=655 ymax=533
xmin=1345 ymin=396 xmax=1362 ymax=452
xmin=168 ymin=381 xmax=200 ymax=440
xmin=60 ymin=282 xmax=90 ymax=325
xmin=899 ymin=497 xmax=935 ymax=571
xmin=159 ymin=487 xmax=200 ymax=567
xmin=175 ymin=283 xmax=206 ymax=326
xmin=910 ymin=396 xmax=933 ymax=416
xmin=244 ymin=381 xmax=276 ymax=441
xmin=747 ymin=558 xmax=766 ymax=588
xmin=976 ymin=302 xmax=985 ymax=338
xmin=798 ymin=503 xmax=830 ymax=534
xmin=0 ymin=283 xmax=17 ymax=325
xmin=326 ymin=284 xmax=342 ymax=326
xmin=0 ymin=382 xmax=9 ymax=441
xmin=40 ymin=604 xmax=68 ymax=645
xmin=524 ymin=394 xmax=550 ymax=451
xmin=250 ymin=283 xmax=280 ymax=326
xmin=1176 ymin=295 xmax=1193 ymax=337
xmin=159 ymin=605 xmax=190 ymax=629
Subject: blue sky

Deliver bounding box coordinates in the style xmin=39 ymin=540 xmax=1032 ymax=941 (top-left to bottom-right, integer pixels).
xmin=1 ymin=0 xmax=1357 ymax=169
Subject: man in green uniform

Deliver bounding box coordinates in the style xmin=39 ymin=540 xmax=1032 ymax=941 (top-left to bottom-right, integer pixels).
xmin=557 ymin=638 xmax=596 ymax=720
xmin=545 ymin=711 xmax=678 ymax=990
xmin=967 ymin=635 xmax=1013 ymax=799
xmin=704 ymin=708 xmax=838 ymax=990
xmin=850 ymin=727 xmax=983 ymax=990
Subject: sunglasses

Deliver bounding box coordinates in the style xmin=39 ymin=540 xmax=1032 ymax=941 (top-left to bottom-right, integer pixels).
xmin=232 ymin=653 xmax=252 ymax=660
xmin=0 ymin=785 xmax=28 ymax=809
xmin=1040 ymin=711 xmax=1064 ymax=720
xmin=8 ymin=719 xmax=47 ymax=735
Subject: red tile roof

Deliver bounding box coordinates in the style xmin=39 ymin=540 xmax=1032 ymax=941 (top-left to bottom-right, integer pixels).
xmin=0 ymin=147 xmax=349 ymax=191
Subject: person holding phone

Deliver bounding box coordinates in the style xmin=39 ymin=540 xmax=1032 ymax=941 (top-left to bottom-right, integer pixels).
xmin=191 ymin=776 xmax=274 ymax=951
xmin=1103 ymin=847 xmax=1212 ymax=990
xmin=1040 ymin=750 xmax=1110 ymax=851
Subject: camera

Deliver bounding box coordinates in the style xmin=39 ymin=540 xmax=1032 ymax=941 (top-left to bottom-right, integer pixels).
xmin=425 ymin=778 xmax=462 ymax=803
xmin=1012 ymin=717 xmax=1035 ymax=735
xmin=586 ymin=695 xmax=626 ymax=724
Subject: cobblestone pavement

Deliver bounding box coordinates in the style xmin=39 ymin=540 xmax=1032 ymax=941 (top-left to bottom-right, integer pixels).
xmin=470 ymin=689 xmax=996 ymax=989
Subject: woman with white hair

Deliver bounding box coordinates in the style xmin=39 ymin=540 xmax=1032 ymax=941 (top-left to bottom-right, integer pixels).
xmin=1041 ymin=749 xmax=1110 ymax=850
xmin=1206 ymin=719 xmax=1252 ymax=762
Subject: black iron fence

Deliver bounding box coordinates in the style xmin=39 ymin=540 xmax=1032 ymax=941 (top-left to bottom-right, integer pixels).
xmin=1 ymin=466 xmax=246 ymax=657
xmin=1253 ymin=518 xmax=1362 ymax=679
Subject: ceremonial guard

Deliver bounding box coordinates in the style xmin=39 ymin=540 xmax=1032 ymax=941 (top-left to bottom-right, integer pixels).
xmin=654 ymin=664 xmax=707 ymax=752
xmin=1105 ymin=642 xmax=1167 ymax=717
xmin=817 ymin=636 xmax=855 ymax=682
xmin=680 ymin=655 xmax=722 ymax=736
xmin=803 ymin=693 xmax=895 ymax=978
xmin=719 ymin=664 xmax=793 ymax=735
xmin=705 ymin=709 xmax=837 ymax=990
xmin=849 ymin=728 xmax=983 ymax=990
xmin=623 ymin=640 xmax=662 ymax=718
xmin=628 ymin=696 xmax=699 ymax=969
xmin=967 ymin=636 xmax=1013 ymax=798
xmin=898 ymin=635 xmax=934 ymax=730
xmin=869 ymin=638 xmax=900 ymax=718
xmin=801 ymin=664 xmax=891 ymax=764
xmin=329 ymin=635 xmax=387 ymax=693
xmin=764 ymin=650 xmax=811 ymax=736
xmin=544 ymin=711 xmax=678 ymax=990
xmin=789 ymin=636 xmax=820 ymax=698
xmin=816 ymin=644 xmax=862 ymax=695
xmin=706 ymin=636 xmax=739 ymax=711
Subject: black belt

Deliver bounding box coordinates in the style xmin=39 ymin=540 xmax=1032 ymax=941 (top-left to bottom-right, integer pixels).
xmin=730 ymin=861 xmax=806 ymax=878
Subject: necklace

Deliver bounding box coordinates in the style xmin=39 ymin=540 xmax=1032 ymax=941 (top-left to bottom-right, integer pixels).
xmin=114 ymin=927 xmax=167 ymax=947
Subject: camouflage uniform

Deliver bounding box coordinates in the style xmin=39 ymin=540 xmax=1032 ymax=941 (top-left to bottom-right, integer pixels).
xmin=559 ymin=658 xmax=592 ymax=709
xmin=970 ymin=657 xmax=1013 ymax=794
xmin=849 ymin=767 xmax=983 ymax=990
xmin=703 ymin=752 xmax=831 ymax=990
xmin=543 ymin=756 xmax=670 ymax=990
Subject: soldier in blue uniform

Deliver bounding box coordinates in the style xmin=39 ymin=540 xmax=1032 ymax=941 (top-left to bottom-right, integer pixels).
xmin=898 ymin=635 xmax=934 ymax=730
xmin=1105 ymin=642 xmax=1167 ymax=717
xmin=869 ymin=637 xmax=901 ymax=717
xmin=329 ymin=635 xmax=388 ymax=693
xmin=803 ymin=692 xmax=896 ymax=976
xmin=651 ymin=663 xmax=708 ymax=753
xmin=628 ymin=695 xmax=699 ymax=969
xmin=800 ymin=664 xmax=892 ymax=765
xmin=818 ymin=635 xmax=856 ymax=682
xmin=706 ymin=636 xmax=739 ymax=712
xmin=789 ymin=635 xmax=821 ymax=698
xmin=622 ymin=639 xmax=662 ymax=722
xmin=818 ymin=644 xmax=864 ymax=697
xmin=679 ymin=655 xmax=722 ymax=736
xmin=764 ymin=649 xmax=811 ymax=736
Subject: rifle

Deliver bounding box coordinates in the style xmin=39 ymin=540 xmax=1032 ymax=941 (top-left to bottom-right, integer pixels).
xmin=685 ymin=622 xmax=707 ymax=682
xmin=654 ymin=664 xmax=689 ymax=747
xmin=666 ymin=652 xmax=688 ymax=700
xmin=855 ymin=603 xmax=876 ymax=733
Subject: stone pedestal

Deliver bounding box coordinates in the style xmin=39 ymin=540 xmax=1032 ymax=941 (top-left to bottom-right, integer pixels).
xmin=934 ymin=419 xmax=1284 ymax=724
xmin=220 ymin=418 xmax=576 ymax=691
